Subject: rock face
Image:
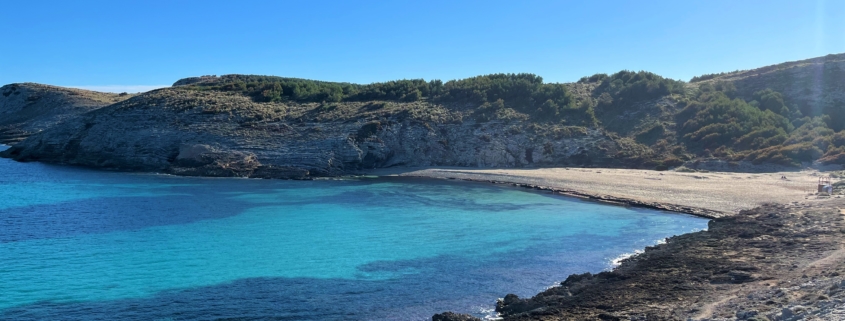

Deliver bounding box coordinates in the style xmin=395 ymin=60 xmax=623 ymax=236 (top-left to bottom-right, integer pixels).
xmin=0 ymin=83 xmax=132 ymax=144
xmin=0 ymin=87 xmax=626 ymax=178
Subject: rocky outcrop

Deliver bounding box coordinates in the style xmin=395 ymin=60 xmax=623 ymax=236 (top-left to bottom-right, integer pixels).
xmin=0 ymin=83 xmax=132 ymax=144
xmin=0 ymin=87 xmax=628 ymax=178
xmin=490 ymin=201 xmax=845 ymax=320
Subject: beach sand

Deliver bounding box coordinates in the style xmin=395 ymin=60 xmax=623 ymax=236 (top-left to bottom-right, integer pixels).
xmin=365 ymin=167 xmax=839 ymax=216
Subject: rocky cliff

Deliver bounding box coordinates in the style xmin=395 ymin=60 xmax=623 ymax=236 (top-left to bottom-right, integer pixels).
xmin=0 ymin=83 xmax=133 ymax=144
xmin=0 ymin=87 xmax=626 ymax=178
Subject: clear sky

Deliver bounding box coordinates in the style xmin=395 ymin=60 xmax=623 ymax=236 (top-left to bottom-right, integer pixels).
xmin=2 ymin=0 xmax=844 ymax=92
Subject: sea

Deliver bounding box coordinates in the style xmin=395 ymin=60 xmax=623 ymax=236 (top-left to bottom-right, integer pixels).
xmin=0 ymin=145 xmax=708 ymax=320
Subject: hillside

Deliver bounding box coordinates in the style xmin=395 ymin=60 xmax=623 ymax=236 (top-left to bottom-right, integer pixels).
xmin=692 ymin=53 xmax=845 ymax=131
xmin=0 ymin=85 xmax=625 ymax=179
xmin=1 ymin=53 xmax=844 ymax=177
xmin=0 ymin=83 xmax=133 ymax=144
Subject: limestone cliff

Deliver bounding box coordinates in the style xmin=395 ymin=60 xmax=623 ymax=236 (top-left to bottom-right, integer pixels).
xmin=0 ymin=87 xmax=625 ymax=178
xmin=0 ymin=83 xmax=132 ymax=144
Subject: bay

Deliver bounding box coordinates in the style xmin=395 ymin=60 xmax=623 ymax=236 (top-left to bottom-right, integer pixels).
xmin=0 ymin=149 xmax=708 ymax=320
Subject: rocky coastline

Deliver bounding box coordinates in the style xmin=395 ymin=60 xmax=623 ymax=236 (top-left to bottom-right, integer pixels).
xmin=358 ymin=167 xmax=845 ymax=320
xmin=431 ymin=198 xmax=845 ymax=321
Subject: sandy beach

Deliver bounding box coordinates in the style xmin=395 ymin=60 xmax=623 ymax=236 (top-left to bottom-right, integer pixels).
xmin=366 ymin=167 xmax=840 ymax=217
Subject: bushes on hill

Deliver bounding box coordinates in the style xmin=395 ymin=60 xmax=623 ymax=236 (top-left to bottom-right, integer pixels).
xmin=677 ymin=91 xmax=792 ymax=152
xmin=592 ymin=71 xmax=685 ymax=124
xmin=183 ymin=73 xmax=593 ymax=123
xmin=597 ymin=71 xmax=685 ymax=104
xmin=436 ymin=73 xmax=585 ymax=121
xmin=751 ymin=89 xmax=791 ymax=117
xmin=173 ymin=71 xmax=845 ymax=167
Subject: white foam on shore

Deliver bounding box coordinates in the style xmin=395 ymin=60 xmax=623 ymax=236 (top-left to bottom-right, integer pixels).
xmin=610 ymin=249 xmax=644 ymax=268
xmin=477 ymin=306 xmax=502 ymax=320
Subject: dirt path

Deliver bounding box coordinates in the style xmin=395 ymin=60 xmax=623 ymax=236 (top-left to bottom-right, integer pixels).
xmin=693 ymin=290 xmax=741 ymax=319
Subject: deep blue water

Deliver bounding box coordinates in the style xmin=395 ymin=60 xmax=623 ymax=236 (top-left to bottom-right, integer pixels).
xmin=0 ymin=147 xmax=708 ymax=320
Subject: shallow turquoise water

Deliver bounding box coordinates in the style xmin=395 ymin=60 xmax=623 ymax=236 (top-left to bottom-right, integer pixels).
xmin=0 ymin=151 xmax=708 ymax=320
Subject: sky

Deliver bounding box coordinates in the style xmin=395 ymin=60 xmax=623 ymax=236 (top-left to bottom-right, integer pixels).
xmin=1 ymin=0 xmax=844 ymax=92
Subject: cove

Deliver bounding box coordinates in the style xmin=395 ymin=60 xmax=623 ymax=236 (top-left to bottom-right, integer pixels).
xmin=0 ymin=155 xmax=708 ymax=320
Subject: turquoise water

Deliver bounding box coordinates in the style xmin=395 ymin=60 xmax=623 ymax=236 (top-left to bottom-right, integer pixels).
xmin=0 ymin=149 xmax=708 ymax=320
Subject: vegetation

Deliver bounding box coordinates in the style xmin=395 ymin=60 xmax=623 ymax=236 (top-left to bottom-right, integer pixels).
xmin=172 ymin=59 xmax=845 ymax=168
xmin=674 ymin=83 xmax=845 ymax=166
xmin=677 ymin=91 xmax=792 ymax=151
xmin=596 ymin=71 xmax=685 ymax=105
xmin=180 ymin=73 xmax=593 ymax=123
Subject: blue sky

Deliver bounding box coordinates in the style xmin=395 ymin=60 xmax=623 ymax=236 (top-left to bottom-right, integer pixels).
xmin=2 ymin=0 xmax=844 ymax=92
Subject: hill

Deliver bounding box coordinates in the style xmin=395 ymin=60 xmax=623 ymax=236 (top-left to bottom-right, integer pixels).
xmin=0 ymin=83 xmax=134 ymax=144
xmin=1 ymin=53 xmax=844 ymax=177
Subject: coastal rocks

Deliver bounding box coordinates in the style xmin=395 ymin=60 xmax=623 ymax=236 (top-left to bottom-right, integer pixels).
xmin=735 ymin=309 xmax=759 ymax=320
xmin=171 ymin=144 xmax=259 ymax=177
xmin=431 ymin=312 xmax=482 ymax=321
xmin=174 ymin=143 xmax=217 ymax=165
xmin=171 ymin=149 xmax=259 ymax=177
xmin=709 ymin=269 xmax=758 ymax=284
xmin=169 ymin=144 xmax=309 ymax=179
xmin=485 ymin=201 xmax=845 ymax=320
xmin=777 ymin=306 xmax=806 ymax=321
xmin=495 ymin=294 xmax=541 ymax=315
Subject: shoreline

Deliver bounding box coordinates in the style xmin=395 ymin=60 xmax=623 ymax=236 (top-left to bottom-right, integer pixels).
xmin=400 ymin=167 xmax=845 ymax=320
xmin=490 ymin=200 xmax=845 ymax=320
xmin=363 ymin=166 xmax=837 ymax=217
xmin=394 ymin=174 xmax=725 ymax=219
